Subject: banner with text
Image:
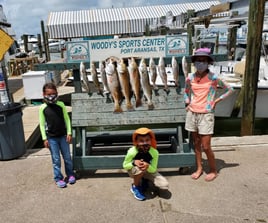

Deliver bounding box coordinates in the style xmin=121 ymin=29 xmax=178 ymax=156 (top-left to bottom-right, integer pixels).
xmin=67 ymin=35 xmax=188 ymax=63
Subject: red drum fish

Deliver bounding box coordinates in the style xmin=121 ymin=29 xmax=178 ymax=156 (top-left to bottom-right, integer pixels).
xmin=158 ymin=57 xmax=170 ymax=95
xmin=105 ymin=59 xmax=123 ymax=113
xmin=117 ymin=59 xmax=134 ymax=111
xmin=99 ymin=60 xmax=109 ymax=94
xmin=99 ymin=60 xmax=112 ymax=103
xmin=182 ymin=56 xmax=189 ymax=78
xmin=90 ymin=61 xmax=103 ymax=96
xmin=80 ymin=61 xmax=91 ymax=95
xmin=149 ymin=57 xmax=159 ymax=95
xmin=128 ymin=57 xmax=142 ymax=108
xmin=139 ymin=58 xmax=154 ymax=110
xmin=172 ymin=56 xmax=179 ymax=87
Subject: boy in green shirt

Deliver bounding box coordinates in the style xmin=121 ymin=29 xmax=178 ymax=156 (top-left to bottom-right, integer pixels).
xmin=123 ymin=127 xmax=169 ymax=201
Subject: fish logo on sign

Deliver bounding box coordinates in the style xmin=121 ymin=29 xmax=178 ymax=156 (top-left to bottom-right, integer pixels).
xmin=166 ymin=35 xmax=188 ymax=57
xmin=67 ymin=41 xmax=90 ymax=63
xmin=169 ymin=39 xmax=182 ymax=48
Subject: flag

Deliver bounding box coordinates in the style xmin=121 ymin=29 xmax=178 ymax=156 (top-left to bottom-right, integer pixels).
xmin=0 ymin=28 xmax=14 ymax=61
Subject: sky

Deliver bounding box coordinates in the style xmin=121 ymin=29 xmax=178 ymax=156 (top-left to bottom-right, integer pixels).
xmin=0 ymin=0 xmax=222 ymax=40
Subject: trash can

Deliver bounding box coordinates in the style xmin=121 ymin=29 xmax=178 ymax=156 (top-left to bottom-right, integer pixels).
xmin=0 ymin=102 xmax=26 ymax=160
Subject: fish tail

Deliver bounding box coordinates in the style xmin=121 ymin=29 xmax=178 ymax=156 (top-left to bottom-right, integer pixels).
xmin=135 ymin=98 xmax=142 ymax=108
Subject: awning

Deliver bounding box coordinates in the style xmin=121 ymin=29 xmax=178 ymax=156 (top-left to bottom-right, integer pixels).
xmin=47 ymin=1 xmax=220 ymax=39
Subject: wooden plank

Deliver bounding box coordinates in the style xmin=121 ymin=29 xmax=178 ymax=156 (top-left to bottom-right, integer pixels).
xmin=210 ymin=2 xmax=230 ymax=14
xmin=71 ymin=91 xmax=186 ymax=127
xmin=33 ymin=54 xmax=229 ymax=71
xmin=73 ymin=152 xmax=196 ymax=171
xmin=72 ymin=116 xmax=186 ymax=127
xmin=71 ymin=101 xmax=185 ymax=113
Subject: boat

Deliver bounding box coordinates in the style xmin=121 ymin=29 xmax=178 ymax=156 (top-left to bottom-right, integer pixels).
xmin=210 ymin=55 xmax=268 ymax=118
xmin=46 ymin=39 xmax=66 ymax=53
xmin=17 ymin=35 xmax=66 ymax=54
xmin=192 ymin=17 xmax=268 ymax=118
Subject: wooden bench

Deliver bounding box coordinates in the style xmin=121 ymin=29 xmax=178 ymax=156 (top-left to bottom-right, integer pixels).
xmin=71 ymin=87 xmax=196 ymax=172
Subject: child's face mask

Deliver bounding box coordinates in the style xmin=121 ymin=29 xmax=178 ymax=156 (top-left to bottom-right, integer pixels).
xmin=138 ymin=143 xmax=150 ymax=153
xmin=194 ymin=61 xmax=208 ymax=72
xmin=44 ymin=94 xmax=58 ymax=104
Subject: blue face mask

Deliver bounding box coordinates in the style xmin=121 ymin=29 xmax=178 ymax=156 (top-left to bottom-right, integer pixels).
xmin=194 ymin=61 xmax=208 ymax=72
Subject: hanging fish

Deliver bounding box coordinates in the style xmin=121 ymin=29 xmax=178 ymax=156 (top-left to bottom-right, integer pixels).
xmin=128 ymin=57 xmax=142 ymax=108
xmin=158 ymin=57 xmax=170 ymax=95
xmin=99 ymin=60 xmax=109 ymax=94
xmin=105 ymin=59 xmax=123 ymax=113
xmin=90 ymin=61 xmax=103 ymax=97
xmin=117 ymin=58 xmax=134 ymax=111
xmin=172 ymin=56 xmax=181 ymax=94
xmin=182 ymin=56 xmax=189 ymax=79
xmin=99 ymin=60 xmax=112 ymax=103
xmin=80 ymin=61 xmax=92 ymax=95
xmin=149 ymin=57 xmax=159 ymax=96
xmin=139 ymin=58 xmax=154 ymax=110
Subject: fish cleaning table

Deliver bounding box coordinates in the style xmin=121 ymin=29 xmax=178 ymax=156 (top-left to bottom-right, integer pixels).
xmin=71 ymin=89 xmax=195 ymax=172
xmin=32 ymin=54 xmax=228 ymax=172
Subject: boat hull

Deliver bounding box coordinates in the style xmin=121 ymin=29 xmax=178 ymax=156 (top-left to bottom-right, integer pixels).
xmin=215 ymin=87 xmax=268 ymax=118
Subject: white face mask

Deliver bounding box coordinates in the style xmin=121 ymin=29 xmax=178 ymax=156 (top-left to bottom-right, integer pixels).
xmin=194 ymin=61 xmax=208 ymax=72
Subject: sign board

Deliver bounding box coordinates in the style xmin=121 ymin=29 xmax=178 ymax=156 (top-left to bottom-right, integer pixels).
xmin=0 ymin=28 xmax=14 ymax=61
xmin=66 ymin=35 xmax=188 ymax=63
xmin=66 ymin=41 xmax=90 ymax=63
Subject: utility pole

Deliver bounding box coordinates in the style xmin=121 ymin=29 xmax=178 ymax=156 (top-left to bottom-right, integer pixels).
xmin=241 ymin=0 xmax=265 ymax=135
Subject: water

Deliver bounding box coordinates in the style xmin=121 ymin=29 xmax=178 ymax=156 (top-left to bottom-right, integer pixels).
xmin=214 ymin=117 xmax=268 ymax=136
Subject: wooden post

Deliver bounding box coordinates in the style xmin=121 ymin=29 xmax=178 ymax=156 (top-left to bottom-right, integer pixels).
xmin=227 ymin=27 xmax=237 ymax=60
xmin=187 ymin=22 xmax=194 ymax=73
xmin=241 ymin=0 xmax=265 ymax=136
xmin=41 ymin=20 xmax=50 ymax=62
xmin=195 ymin=29 xmax=201 ymax=49
xmin=45 ymin=32 xmax=51 ymax=61
xmin=73 ymin=69 xmax=82 ymax=93
xmin=187 ymin=22 xmax=194 ymax=54
xmin=37 ymin=34 xmax=43 ymax=58
xmin=23 ymin=34 xmax=28 ymax=53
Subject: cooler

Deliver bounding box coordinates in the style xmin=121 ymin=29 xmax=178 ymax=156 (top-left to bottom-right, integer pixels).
xmin=22 ymin=71 xmax=52 ymax=100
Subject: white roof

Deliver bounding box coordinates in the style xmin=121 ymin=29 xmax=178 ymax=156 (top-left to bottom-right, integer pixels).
xmin=47 ymin=1 xmax=220 ymax=39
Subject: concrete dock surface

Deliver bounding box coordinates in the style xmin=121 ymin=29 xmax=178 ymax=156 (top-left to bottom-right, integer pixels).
xmin=0 ymin=135 xmax=267 ymax=223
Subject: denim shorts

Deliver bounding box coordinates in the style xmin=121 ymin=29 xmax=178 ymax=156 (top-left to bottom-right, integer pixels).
xmin=185 ymin=110 xmax=214 ymax=135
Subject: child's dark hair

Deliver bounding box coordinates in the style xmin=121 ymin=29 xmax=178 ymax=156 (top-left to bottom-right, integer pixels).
xmin=43 ymin=82 xmax=57 ymax=93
